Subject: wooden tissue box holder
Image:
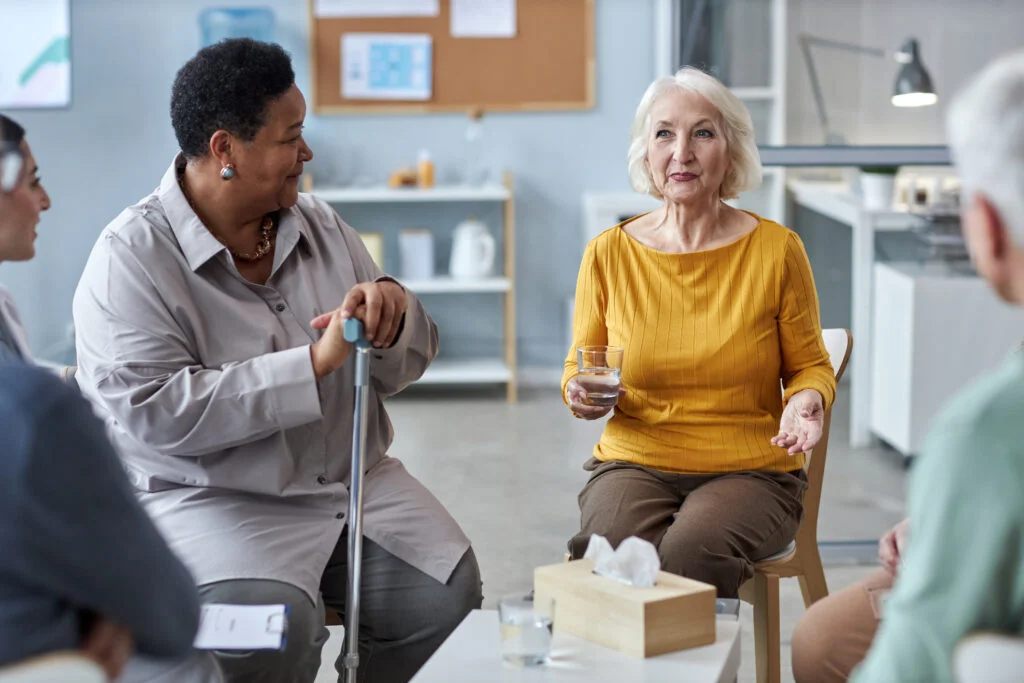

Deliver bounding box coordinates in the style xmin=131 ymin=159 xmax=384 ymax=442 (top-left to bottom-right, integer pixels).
xmin=534 ymin=558 xmax=716 ymax=658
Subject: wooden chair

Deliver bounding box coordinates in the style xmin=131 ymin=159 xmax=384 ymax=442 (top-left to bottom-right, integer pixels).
xmin=0 ymin=653 xmax=105 ymax=683
xmin=955 ymin=633 xmax=1024 ymax=683
xmin=737 ymin=328 xmax=853 ymax=683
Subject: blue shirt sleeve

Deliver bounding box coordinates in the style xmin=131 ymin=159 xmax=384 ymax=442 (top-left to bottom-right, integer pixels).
xmin=851 ymin=397 xmax=1024 ymax=682
xmin=10 ymin=369 xmax=201 ymax=659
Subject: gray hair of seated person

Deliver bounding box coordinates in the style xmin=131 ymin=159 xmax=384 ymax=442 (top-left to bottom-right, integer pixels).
xmin=946 ymin=49 xmax=1024 ymax=245
xmin=627 ymin=67 xmax=763 ymax=201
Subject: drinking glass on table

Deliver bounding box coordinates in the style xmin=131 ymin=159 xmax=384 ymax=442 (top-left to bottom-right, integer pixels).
xmin=575 ymin=346 xmax=624 ymax=407
xmin=498 ymin=593 xmax=555 ymax=666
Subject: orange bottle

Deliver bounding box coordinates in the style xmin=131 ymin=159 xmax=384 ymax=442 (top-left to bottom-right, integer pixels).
xmin=417 ymin=149 xmax=435 ymax=188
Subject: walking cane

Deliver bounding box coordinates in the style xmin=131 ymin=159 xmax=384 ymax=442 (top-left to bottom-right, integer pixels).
xmin=342 ymin=317 xmax=371 ymax=683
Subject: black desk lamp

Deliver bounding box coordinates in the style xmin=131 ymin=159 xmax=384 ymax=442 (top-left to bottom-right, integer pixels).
xmin=799 ymin=34 xmax=938 ymax=144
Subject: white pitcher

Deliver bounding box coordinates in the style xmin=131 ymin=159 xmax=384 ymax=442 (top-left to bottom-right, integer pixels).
xmin=449 ymin=218 xmax=496 ymax=280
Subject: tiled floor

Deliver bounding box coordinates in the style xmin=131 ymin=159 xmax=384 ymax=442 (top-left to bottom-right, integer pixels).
xmin=315 ymin=383 xmax=907 ymax=682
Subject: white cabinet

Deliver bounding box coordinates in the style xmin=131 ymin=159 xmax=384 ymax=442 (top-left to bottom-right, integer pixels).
xmin=870 ymin=262 xmax=1024 ymax=455
xmin=313 ymin=176 xmax=518 ymax=401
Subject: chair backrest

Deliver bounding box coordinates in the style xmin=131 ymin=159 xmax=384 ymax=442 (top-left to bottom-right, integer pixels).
xmin=954 ymin=633 xmax=1024 ymax=683
xmin=795 ymin=329 xmax=853 ymax=551
xmin=0 ymin=653 xmax=105 ymax=683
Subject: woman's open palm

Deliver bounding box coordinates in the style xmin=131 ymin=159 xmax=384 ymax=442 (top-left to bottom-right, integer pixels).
xmin=771 ymin=389 xmax=824 ymax=455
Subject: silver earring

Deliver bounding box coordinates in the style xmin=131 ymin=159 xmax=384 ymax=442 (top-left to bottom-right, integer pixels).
xmin=220 ymin=164 xmax=236 ymax=180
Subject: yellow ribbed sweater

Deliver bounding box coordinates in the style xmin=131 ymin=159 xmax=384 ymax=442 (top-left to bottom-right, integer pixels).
xmin=562 ymin=214 xmax=836 ymax=474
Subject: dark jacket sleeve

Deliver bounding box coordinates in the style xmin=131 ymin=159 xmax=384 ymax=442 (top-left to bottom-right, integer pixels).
xmin=12 ymin=378 xmax=201 ymax=659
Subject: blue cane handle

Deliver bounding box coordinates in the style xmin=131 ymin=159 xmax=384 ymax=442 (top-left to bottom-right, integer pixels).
xmin=343 ymin=318 xmax=372 ymax=349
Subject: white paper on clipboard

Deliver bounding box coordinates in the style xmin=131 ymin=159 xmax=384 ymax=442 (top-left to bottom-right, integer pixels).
xmin=315 ymin=0 xmax=439 ymax=19
xmin=193 ymin=604 xmax=288 ymax=651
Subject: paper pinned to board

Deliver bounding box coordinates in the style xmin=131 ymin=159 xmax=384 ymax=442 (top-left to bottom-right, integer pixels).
xmin=342 ymin=33 xmax=432 ymax=100
xmin=315 ymin=0 xmax=439 ymax=19
xmin=451 ymin=0 xmax=516 ymax=38
xmin=193 ymin=604 xmax=288 ymax=651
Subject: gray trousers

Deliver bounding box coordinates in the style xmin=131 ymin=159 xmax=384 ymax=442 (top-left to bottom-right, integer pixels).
xmin=198 ymin=532 xmax=482 ymax=683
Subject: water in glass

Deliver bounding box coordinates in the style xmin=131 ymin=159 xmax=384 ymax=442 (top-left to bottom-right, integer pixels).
xmin=500 ymin=611 xmax=553 ymax=666
xmin=577 ymin=366 xmax=621 ymax=406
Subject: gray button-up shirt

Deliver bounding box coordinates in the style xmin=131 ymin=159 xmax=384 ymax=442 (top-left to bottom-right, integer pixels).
xmin=71 ymin=157 xmax=470 ymax=602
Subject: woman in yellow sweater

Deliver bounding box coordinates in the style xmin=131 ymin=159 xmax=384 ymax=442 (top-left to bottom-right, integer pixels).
xmin=563 ymin=67 xmax=836 ymax=599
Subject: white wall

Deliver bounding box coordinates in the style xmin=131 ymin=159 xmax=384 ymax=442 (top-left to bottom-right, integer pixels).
xmin=787 ymin=0 xmax=1024 ymax=145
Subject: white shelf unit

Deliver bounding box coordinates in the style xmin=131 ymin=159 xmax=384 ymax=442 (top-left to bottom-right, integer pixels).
xmin=402 ymin=276 xmax=511 ymax=294
xmin=314 ymin=184 xmax=510 ymax=203
xmin=420 ymin=359 xmax=514 ymax=384
xmin=313 ymin=176 xmax=518 ymax=401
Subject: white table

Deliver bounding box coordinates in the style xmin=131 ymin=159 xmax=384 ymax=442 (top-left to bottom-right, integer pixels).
xmin=788 ymin=180 xmax=928 ymax=448
xmin=411 ymin=610 xmax=741 ymax=683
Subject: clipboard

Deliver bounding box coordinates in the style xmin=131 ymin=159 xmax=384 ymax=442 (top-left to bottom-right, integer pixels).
xmin=193 ymin=603 xmax=289 ymax=651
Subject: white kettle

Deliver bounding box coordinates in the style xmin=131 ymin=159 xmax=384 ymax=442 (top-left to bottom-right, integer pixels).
xmin=449 ymin=218 xmax=496 ymax=280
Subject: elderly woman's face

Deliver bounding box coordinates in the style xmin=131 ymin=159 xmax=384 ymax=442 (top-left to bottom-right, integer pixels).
xmin=0 ymin=140 xmax=51 ymax=262
xmin=232 ymin=84 xmax=313 ymax=211
xmin=646 ymin=89 xmax=730 ymax=205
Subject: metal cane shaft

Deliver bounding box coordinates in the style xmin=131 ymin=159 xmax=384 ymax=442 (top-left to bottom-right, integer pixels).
xmin=342 ymin=319 xmax=372 ymax=683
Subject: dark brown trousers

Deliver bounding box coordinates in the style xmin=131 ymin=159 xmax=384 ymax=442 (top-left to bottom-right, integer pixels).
xmin=568 ymin=457 xmax=806 ymax=599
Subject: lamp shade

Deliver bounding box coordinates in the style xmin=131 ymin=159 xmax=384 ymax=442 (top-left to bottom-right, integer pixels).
xmin=892 ymin=38 xmax=937 ymax=107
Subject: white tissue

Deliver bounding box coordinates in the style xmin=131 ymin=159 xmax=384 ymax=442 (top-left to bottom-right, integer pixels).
xmin=583 ymin=534 xmax=660 ymax=587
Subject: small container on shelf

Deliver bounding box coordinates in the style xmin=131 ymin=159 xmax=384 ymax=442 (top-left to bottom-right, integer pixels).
xmin=417 ymin=149 xmax=435 ymax=188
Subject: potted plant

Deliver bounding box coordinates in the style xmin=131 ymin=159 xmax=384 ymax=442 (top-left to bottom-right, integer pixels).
xmin=858 ymin=165 xmax=899 ymax=211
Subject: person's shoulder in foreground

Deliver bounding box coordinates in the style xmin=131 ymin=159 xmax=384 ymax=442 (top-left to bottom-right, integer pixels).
xmin=0 ymin=362 xmax=201 ymax=666
xmin=850 ymin=351 xmax=1024 ymax=683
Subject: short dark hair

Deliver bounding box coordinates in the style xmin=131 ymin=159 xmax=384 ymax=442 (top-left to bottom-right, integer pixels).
xmin=170 ymin=39 xmax=295 ymax=159
xmin=1 ymin=114 xmax=27 ymax=192
xmin=0 ymin=114 xmax=26 ymax=147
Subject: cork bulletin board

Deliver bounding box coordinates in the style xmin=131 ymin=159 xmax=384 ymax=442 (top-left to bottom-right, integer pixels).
xmin=308 ymin=0 xmax=595 ymax=114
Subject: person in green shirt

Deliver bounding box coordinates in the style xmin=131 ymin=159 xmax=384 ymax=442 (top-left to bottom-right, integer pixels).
xmin=793 ymin=49 xmax=1024 ymax=683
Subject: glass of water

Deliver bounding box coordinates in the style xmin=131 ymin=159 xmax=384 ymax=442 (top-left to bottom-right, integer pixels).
xmin=498 ymin=593 xmax=555 ymax=666
xmin=576 ymin=346 xmax=624 ymax=407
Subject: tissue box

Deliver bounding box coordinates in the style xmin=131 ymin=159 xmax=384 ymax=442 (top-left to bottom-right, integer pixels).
xmin=534 ymin=558 xmax=716 ymax=658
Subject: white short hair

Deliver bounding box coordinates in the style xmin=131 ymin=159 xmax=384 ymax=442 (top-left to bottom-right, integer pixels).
xmin=946 ymin=50 xmax=1024 ymax=244
xmin=628 ymin=67 xmax=762 ymax=201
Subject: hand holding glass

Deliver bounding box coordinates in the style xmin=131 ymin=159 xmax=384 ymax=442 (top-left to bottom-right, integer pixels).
xmin=576 ymin=346 xmax=624 ymax=407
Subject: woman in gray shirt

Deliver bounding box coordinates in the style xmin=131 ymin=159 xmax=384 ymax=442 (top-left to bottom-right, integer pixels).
xmin=72 ymin=39 xmax=481 ymax=683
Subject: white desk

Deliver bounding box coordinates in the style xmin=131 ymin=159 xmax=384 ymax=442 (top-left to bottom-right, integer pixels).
xmin=411 ymin=610 xmax=741 ymax=683
xmin=788 ymin=180 xmax=928 ymax=448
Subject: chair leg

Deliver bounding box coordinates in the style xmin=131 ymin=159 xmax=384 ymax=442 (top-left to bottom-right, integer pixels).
xmin=752 ymin=572 xmax=781 ymax=683
xmin=797 ymin=551 xmax=829 ymax=608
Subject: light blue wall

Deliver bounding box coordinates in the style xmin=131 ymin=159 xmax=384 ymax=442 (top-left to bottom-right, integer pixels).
xmin=2 ymin=0 xmax=655 ymax=366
